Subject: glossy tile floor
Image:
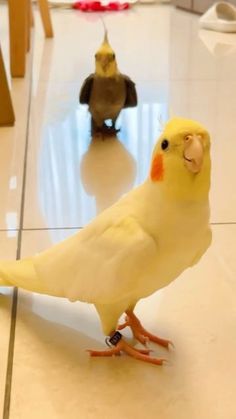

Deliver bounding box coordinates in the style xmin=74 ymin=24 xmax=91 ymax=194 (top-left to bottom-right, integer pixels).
xmin=1 ymin=2 xmax=236 ymax=418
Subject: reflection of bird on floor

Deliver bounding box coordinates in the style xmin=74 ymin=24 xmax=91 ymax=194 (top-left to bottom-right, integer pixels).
xmin=79 ymin=27 xmax=137 ymax=136
xmin=80 ymin=134 xmax=136 ymax=213
xmin=0 ymin=118 xmax=212 ymax=365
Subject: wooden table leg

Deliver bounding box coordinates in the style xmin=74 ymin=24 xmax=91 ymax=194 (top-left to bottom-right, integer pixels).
xmin=8 ymin=0 xmax=28 ymax=77
xmin=0 ymin=44 xmax=15 ymax=126
xmin=37 ymin=0 xmax=54 ymax=38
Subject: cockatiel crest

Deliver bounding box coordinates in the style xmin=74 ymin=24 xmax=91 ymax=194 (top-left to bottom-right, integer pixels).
xmin=0 ymin=118 xmax=212 ymax=365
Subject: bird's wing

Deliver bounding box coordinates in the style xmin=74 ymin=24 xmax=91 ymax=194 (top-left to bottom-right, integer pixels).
xmin=33 ymin=214 xmax=158 ymax=305
xmin=79 ymin=74 xmax=94 ymax=104
xmin=123 ymin=75 xmax=138 ymax=108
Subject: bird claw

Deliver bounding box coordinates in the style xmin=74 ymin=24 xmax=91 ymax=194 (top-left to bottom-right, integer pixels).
xmin=86 ymin=348 xmax=121 ymax=357
xmin=134 ymin=334 xmax=149 ymax=346
xmin=87 ymin=338 xmax=166 ymax=366
xmin=119 ymin=311 xmax=174 ymax=350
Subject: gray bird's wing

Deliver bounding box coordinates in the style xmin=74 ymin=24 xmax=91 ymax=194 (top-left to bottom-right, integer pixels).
xmin=79 ymin=74 xmax=94 ymax=104
xmin=123 ymin=75 xmax=138 ymax=108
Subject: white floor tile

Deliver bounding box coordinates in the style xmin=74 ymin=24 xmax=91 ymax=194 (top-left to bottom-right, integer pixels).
xmin=9 ymin=225 xmax=236 ymax=419
xmin=0 ymin=231 xmax=18 ymax=414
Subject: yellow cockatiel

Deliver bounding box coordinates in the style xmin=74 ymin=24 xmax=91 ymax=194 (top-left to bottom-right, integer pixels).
xmin=0 ymin=118 xmax=212 ymax=365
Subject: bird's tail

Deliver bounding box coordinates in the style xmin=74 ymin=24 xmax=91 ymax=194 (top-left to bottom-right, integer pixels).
xmin=0 ymin=258 xmax=45 ymax=294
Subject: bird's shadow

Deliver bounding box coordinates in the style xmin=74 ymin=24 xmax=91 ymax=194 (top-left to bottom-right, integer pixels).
xmin=80 ymin=133 xmax=137 ymax=213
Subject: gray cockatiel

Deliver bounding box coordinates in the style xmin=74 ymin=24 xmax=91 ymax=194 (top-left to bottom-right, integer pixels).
xmin=0 ymin=118 xmax=211 ymax=365
xmin=79 ymin=29 xmax=137 ymax=135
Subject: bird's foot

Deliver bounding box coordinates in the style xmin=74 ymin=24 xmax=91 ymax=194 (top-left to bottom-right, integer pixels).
xmin=91 ymin=125 xmax=119 ymax=140
xmin=87 ymin=332 xmax=166 ymax=366
xmin=108 ymin=125 xmax=120 ymax=134
xmin=118 ymin=311 xmax=174 ymax=349
xmin=101 ymin=124 xmax=120 ymax=136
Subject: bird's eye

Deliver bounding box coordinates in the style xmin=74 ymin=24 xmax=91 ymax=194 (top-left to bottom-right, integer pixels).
xmin=161 ymin=139 xmax=169 ymax=151
xmin=185 ymin=135 xmax=192 ymax=141
xmin=112 ymin=53 xmax=115 ymax=60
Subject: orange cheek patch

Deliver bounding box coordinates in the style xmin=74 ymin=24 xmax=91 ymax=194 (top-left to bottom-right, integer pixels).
xmin=151 ymin=153 xmax=164 ymax=181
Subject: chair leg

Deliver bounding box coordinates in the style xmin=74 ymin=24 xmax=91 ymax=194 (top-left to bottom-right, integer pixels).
xmin=0 ymin=44 xmax=15 ymax=126
xmin=8 ymin=0 xmax=28 ymax=77
xmin=37 ymin=0 xmax=54 ymax=38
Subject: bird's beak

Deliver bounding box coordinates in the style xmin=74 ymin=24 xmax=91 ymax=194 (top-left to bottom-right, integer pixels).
xmin=183 ymin=134 xmax=203 ymax=174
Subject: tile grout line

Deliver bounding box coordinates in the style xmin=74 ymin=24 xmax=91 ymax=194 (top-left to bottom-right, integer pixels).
xmin=22 ymin=226 xmax=83 ymax=231
xmin=1 ymin=223 xmax=236 ymax=233
xmin=210 ymin=222 xmax=236 ymax=225
xmin=2 ymin=288 xmax=18 ymax=419
xmin=3 ymin=48 xmax=34 ymax=419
